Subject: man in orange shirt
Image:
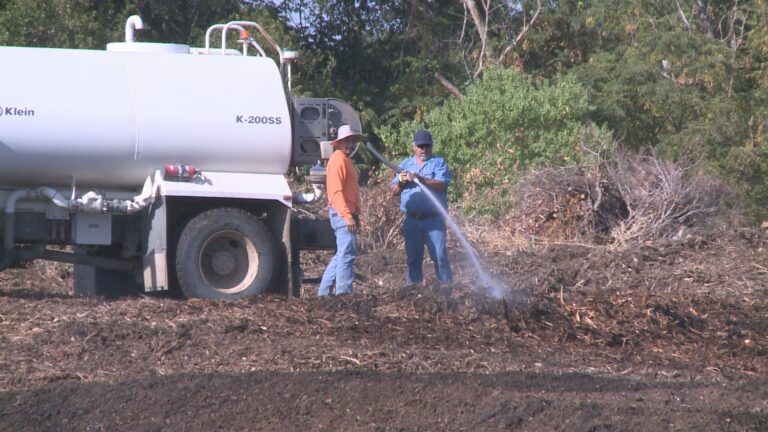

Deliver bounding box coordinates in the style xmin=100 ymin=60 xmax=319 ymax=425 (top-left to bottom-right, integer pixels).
xmin=318 ymin=125 xmax=364 ymax=296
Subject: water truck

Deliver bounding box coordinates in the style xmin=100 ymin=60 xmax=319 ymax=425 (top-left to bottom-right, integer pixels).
xmin=0 ymin=16 xmax=359 ymax=300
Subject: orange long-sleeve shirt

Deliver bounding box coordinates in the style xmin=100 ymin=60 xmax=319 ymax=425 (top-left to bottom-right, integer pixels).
xmin=326 ymin=149 xmax=360 ymax=223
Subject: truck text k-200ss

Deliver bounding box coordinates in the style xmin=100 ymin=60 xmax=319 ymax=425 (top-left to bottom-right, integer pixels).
xmin=0 ymin=16 xmax=359 ymax=299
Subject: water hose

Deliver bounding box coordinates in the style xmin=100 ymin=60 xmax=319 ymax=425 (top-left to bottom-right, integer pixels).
xmin=363 ymin=140 xmax=509 ymax=298
xmin=364 ymin=142 xmax=401 ymax=173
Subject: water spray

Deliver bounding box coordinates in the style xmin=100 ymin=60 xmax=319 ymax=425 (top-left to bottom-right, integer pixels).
xmin=363 ymin=142 xmax=511 ymax=299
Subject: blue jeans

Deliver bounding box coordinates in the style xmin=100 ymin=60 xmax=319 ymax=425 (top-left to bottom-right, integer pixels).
xmin=318 ymin=209 xmax=357 ymax=296
xmin=403 ymin=215 xmax=452 ymax=285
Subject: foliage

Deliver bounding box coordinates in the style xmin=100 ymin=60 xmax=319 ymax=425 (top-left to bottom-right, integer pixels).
xmin=457 ymin=0 xmax=544 ymax=78
xmin=276 ymin=0 xmax=467 ymax=125
xmin=569 ymin=30 xmax=749 ymax=154
xmin=2 ymin=0 xmax=768 ymax=224
xmin=0 ymin=0 xmax=250 ymax=48
xmin=544 ymin=1 xmax=760 ymax=220
xmin=0 ymin=0 xmax=125 ymax=48
xmin=717 ymin=142 xmax=768 ymax=222
xmin=377 ymin=67 xmax=611 ymax=216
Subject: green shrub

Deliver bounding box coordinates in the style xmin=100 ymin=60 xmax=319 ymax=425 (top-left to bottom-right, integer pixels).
xmin=376 ymin=67 xmax=610 ymax=216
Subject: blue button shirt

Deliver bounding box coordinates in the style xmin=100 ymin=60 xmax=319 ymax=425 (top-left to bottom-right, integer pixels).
xmin=391 ymin=156 xmax=452 ymax=213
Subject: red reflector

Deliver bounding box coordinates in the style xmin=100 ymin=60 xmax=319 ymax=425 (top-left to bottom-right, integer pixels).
xmin=283 ymin=195 xmax=292 ymax=202
xmin=165 ymin=164 xmax=200 ymax=179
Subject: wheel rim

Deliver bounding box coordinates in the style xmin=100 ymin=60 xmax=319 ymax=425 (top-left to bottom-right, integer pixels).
xmin=198 ymin=230 xmax=259 ymax=294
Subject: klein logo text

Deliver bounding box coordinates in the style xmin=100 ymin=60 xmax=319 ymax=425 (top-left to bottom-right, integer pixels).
xmin=236 ymin=115 xmax=282 ymax=125
xmin=0 ymin=106 xmax=35 ymax=117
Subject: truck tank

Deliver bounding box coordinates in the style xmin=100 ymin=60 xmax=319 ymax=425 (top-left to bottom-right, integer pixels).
xmin=0 ymin=44 xmax=292 ymax=188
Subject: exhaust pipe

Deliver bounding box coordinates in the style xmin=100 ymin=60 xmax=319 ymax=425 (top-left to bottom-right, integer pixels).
xmin=125 ymin=15 xmax=144 ymax=43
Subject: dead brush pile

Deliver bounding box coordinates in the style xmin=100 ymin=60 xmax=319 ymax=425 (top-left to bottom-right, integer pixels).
xmin=507 ymin=149 xmax=732 ymax=247
xmin=358 ymin=171 xmax=404 ymax=252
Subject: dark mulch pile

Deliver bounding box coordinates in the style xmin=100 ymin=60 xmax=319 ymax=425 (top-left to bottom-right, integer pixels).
xmin=0 ymin=229 xmax=767 ymax=431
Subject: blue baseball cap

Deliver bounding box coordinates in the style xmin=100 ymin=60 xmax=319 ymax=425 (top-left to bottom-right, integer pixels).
xmin=413 ymin=129 xmax=433 ymax=146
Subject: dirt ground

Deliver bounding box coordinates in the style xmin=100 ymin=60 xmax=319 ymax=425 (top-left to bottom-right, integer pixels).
xmin=0 ymin=228 xmax=767 ymax=431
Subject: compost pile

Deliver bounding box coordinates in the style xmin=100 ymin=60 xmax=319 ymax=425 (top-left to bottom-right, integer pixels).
xmin=0 ymin=225 xmax=766 ymax=431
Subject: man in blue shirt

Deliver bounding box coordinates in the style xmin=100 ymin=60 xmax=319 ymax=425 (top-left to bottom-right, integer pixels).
xmin=390 ymin=129 xmax=452 ymax=285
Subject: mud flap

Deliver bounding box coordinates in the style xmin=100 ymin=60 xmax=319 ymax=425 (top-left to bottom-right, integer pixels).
xmin=294 ymin=218 xmax=336 ymax=250
xmin=74 ymin=263 xmax=141 ymax=298
xmin=142 ymin=195 xmax=168 ymax=291
xmin=73 ymin=246 xmax=142 ymax=298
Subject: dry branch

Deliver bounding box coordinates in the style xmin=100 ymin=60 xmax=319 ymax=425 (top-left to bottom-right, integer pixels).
xmin=507 ymin=147 xmax=729 ymax=247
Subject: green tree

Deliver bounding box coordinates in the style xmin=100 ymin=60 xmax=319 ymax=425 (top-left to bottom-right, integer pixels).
xmin=723 ymin=0 xmax=768 ymax=221
xmin=124 ymin=0 xmax=243 ymax=44
xmin=276 ymin=0 xmax=467 ymax=122
xmin=377 ymin=67 xmax=610 ymax=216
xmin=0 ymin=0 xmax=126 ymax=48
xmin=555 ymin=2 xmax=763 ymax=220
xmin=0 ymin=0 xmax=246 ymax=48
xmin=569 ymin=29 xmax=749 ymax=153
xmin=459 ymin=0 xmax=543 ymax=78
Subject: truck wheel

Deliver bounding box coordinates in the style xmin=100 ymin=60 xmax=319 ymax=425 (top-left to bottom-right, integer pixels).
xmin=175 ymin=208 xmax=275 ymax=300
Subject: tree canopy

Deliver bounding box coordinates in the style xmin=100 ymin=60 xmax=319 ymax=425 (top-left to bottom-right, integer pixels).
xmin=2 ymin=0 xmax=768 ymax=220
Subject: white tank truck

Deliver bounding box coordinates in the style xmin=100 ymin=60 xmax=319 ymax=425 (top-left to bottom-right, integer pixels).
xmin=0 ymin=16 xmax=359 ymax=300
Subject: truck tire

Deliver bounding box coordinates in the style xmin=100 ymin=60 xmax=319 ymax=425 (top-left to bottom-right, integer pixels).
xmin=175 ymin=208 xmax=275 ymax=300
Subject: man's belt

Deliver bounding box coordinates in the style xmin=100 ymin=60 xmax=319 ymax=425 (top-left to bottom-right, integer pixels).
xmin=406 ymin=212 xmax=438 ymax=220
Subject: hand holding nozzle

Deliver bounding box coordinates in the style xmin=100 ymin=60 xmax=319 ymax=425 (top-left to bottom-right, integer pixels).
xmin=398 ymin=171 xmax=411 ymax=186
xmin=400 ymin=171 xmax=421 ymax=184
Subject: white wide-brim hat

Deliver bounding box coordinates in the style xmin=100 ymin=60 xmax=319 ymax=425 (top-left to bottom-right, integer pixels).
xmin=329 ymin=124 xmax=366 ymax=146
